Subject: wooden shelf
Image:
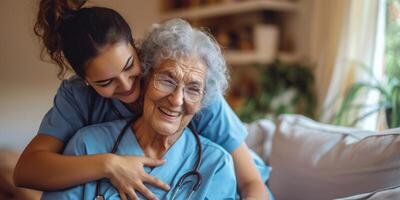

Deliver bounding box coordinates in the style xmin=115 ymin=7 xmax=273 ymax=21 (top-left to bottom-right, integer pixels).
xmin=161 ymin=0 xmax=299 ymax=20
xmin=224 ymin=51 xmax=298 ymax=65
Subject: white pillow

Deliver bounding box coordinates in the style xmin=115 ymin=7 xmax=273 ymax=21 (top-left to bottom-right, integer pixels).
xmin=335 ymin=185 xmax=400 ymax=200
xmin=269 ymin=114 xmax=400 ymax=200
xmin=245 ymin=119 xmax=276 ymax=165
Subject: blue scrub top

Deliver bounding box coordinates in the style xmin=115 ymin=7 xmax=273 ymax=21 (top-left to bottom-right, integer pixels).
xmin=39 ymin=76 xmax=247 ymax=153
xmin=41 ymin=119 xmax=237 ymax=200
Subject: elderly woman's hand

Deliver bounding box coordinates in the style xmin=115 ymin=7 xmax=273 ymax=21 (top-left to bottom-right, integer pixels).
xmin=104 ymin=154 xmax=170 ymax=200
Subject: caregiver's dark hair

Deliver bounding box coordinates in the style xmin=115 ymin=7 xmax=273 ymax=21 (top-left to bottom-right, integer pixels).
xmin=34 ymin=0 xmax=134 ymax=79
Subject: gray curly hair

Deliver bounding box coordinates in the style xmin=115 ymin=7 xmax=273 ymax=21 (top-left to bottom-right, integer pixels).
xmin=139 ymin=18 xmax=229 ymax=106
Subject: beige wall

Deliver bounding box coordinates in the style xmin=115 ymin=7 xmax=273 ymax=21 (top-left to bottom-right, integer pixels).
xmin=0 ymin=0 xmax=159 ymax=151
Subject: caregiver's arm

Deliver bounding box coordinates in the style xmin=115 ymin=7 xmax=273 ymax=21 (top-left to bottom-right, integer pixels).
xmin=14 ymin=135 xmax=168 ymax=197
xmin=194 ymin=96 xmax=268 ymax=199
xmin=14 ymin=135 xmax=108 ymax=190
xmin=232 ymin=143 xmax=269 ymax=200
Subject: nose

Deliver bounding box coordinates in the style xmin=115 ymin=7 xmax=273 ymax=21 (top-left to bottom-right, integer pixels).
xmin=168 ymin=85 xmax=184 ymax=106
xmin=118 ymin=74 xmax=132 ymax=91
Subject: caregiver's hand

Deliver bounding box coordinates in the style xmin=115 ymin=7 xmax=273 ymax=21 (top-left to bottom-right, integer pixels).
xmin=106 ymin=154 xmax=170 ymax=200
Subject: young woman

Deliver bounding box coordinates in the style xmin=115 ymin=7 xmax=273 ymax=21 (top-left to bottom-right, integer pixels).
xmin=14 ymin=0 xmax=268 ymax=199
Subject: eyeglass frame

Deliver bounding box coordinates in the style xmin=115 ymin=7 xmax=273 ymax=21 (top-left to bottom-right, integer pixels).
xmin=152 ymin=73 xmax=206 ymax=103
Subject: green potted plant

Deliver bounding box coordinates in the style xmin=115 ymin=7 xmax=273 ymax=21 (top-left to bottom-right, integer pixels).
xmin=334 ymin=0 xmax=400 ymax=128
xmin=333 ymin=68 xmax=400 ymax=128
xmin=228 ymin=59 xmax=316 ymax=122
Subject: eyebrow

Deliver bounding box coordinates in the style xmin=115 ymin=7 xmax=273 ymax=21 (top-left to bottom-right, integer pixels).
xmin=94 ymin=56 xmax=133 ymax=83
xmin=158 ymin=70 xmax=204 ymax=85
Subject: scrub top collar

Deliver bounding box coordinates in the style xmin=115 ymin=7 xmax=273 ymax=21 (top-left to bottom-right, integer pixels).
xmin=116 ymin=126 xmax=193 ymax=176
xmin=110 ymin=99 xmax=136 ymax=118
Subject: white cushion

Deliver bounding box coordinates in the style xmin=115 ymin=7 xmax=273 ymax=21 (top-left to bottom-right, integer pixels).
xmin=245 ymin=119 xmax=276 ymax=165
xmin=269 ymin=114 xmax=400 ymax=200
xmin=335 ymin=185 xmax=400 ymax=200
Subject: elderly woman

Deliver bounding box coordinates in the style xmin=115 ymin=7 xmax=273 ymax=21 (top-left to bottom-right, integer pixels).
xmin=41 ymin=19 xmax=239 ymax=199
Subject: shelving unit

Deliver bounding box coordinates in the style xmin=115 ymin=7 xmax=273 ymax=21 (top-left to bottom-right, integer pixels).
xmin=160 ymin=0 xmax=299 ymax=20
xmin=160 ymin=0 xmax=303 ymax=65
xmin=224 ymin=51 xmax=298 ymax=65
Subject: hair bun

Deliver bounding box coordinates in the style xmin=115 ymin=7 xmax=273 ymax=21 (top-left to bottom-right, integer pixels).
xmin=34 ymin=0 xmax=87 ymax=79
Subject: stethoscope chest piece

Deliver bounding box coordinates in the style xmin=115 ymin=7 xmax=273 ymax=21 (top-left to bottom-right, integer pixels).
xmin=94 ymin=195 xmax=104 ymax=200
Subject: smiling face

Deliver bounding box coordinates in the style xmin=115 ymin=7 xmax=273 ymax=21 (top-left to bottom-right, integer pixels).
xmin=142 ymin=56 xmax=207 ymax=136
xmin=84 ymin=42 xmax=141 ymax=104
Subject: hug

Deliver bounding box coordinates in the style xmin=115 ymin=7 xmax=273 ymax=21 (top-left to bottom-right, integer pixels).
xmin=14 ymin=1 xmax=272 ymax=200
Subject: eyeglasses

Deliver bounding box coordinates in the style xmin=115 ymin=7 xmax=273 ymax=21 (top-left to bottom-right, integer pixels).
xmin=153 ymin=74 xmax=205 ymax=103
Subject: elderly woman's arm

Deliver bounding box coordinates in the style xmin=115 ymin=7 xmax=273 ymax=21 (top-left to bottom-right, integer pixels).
xmin=232 ymin=143 xmax=269 ymax=200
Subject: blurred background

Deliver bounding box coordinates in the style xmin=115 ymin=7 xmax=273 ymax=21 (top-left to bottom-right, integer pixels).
xmin=0 ymin=0 xmax=399 ymax=199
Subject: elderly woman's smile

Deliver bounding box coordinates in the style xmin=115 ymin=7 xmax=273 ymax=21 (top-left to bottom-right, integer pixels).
xmin=142 ymin=56 xmax=207 ymax=137
xmin=158 ymin=106 xmax=182 ymax=122
xmin=159 ymin=107 xmax=181 ymax=117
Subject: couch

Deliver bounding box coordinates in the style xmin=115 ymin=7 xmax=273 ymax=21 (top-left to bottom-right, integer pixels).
xmin=0 ymin=148 xmax=41 ymax=200
xmin=246 ymin=114 xmax=400 ymax=200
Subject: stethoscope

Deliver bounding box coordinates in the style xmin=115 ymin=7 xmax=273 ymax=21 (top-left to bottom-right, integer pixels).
xmin=93 ymin=100 xmax=203 ymax=200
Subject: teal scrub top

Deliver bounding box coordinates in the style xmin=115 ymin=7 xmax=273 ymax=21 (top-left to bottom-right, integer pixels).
xmin=39 ymin=76 xmax=247 ymax=153
xmin=41 ymin=119 xmax=237 ymax=200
